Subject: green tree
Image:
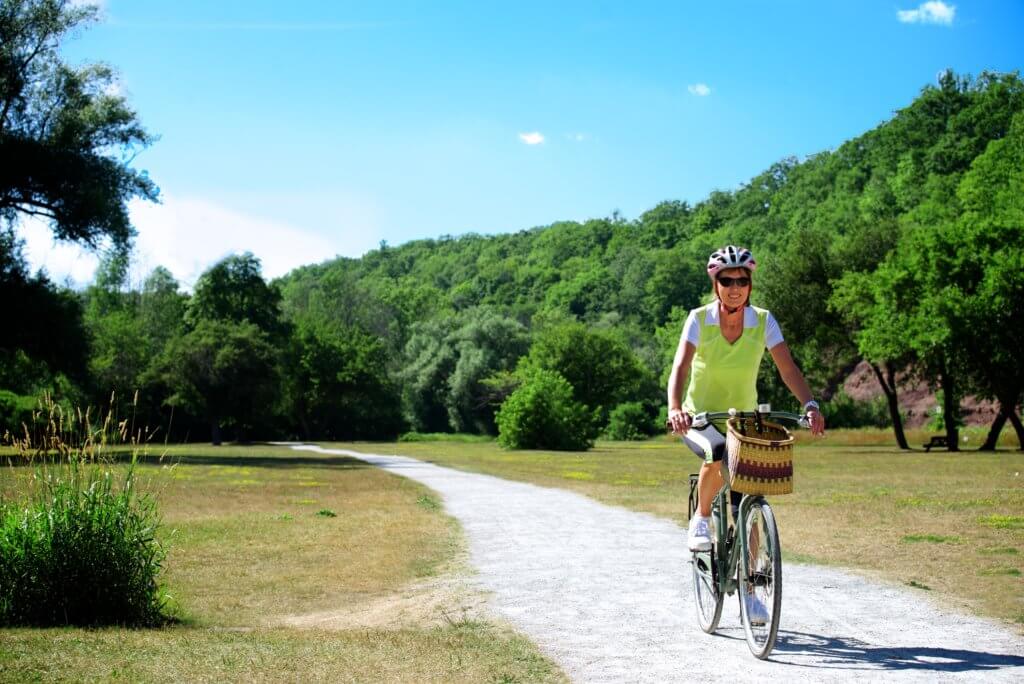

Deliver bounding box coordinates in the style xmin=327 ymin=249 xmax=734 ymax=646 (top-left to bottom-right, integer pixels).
xmin=445 ymin=309 xmax=529 ymax=433
xmin=158 ymin=320 xmax=279 ymax=444
xmin=950 ymin=110 xmax=1024 ymax=448
xmin=519 ymin=322 xmax=656 ymax=427
xmin=399 ymin=308 xmax=528 ymax=434
xmin=138 ymin=267 xmax=186 ymax=355
xmin=283 ymin=324 xmax=403 ymax=440
xmin=0 ymin=0 xmax=157 ymax=248
xmin=0 ymin=230 xmax=87 ymax=391
xmin=186 ymin=253 xmax=285 ymax=339
xmin=495 ymin=369 xmax=594 ymax=450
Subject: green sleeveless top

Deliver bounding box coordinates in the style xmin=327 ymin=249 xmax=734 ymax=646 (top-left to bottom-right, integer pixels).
xmin=682 ymin=303 xmax=769 ymax=415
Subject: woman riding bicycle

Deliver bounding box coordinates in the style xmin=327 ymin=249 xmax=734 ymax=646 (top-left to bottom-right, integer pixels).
xmin=667 ymin=245 xmax=826 ymax=619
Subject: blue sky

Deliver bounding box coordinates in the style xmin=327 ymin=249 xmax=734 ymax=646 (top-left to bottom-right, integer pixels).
xmin=22 ymin=1 xmax=1024 ymax=287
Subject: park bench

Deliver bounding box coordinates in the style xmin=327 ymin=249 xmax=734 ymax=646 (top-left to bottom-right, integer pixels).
xmin=923 ymin=435 xmax=948 ymax=452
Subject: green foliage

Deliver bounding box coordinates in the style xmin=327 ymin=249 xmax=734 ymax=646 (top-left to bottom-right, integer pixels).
xmin=399 ymin=309 xmax=528 ymax=434
xmin=0 ymin=389 xmax=35 ymax=435
xmin=604 ymin=402 xmax=658 ymax=440
xmin=495 ymin=370 xmax=595 ymax=450
xmin=518 ymin=322 xmax=656 ymax=428
xmin=0 ymin=465 xmax=166 ymax=627
xmin=0 ymin=0 xmax=158 ymax=248
xmin=186 ymin=253 xmax=286 ymax=339
xmin=398 ymin=432 xmax=494 ymax=443
xmin=0 ymin=399 xmax=167 ymax=627
xmin=1 ymin=231 xmax=89 ymax=386
xmin=821 ymin=391 xmax=890 ymax=429
xmin=157 ymin=320 xmax=280 ymax=442
xmin=283 ymin=324 xmax=404 ymax=440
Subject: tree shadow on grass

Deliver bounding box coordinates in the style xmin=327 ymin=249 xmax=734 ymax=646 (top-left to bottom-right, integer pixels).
xmin=2 ymin=448 xmax=373 ymax=472
xmin=769 ymin=630 xmax=1024 ymax=674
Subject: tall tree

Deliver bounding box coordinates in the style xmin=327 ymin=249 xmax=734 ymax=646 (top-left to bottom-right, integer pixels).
xmin=186 ymin=253 xmax=285 ymax=339
xmin=158 ymin=320 xmax=279 ymax=444
xmin=0 ymin=0 xmax=157 ymax=247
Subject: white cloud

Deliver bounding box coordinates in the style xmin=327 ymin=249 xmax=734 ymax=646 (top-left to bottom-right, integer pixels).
xmin=688 ymin=83 xmax=711 ymax=97
xmin=18 ymin=195 xmax=343 ymax=290
xmin=569 ymin=132 xmax=588 ymax=142
xmin=19 ymin=219 xmax=101 ymax=287
xmin=898 ymin=2 xmax=955 ymax=25
xmin=518 ymin=132 xmax=545 ymax=145
xmin=128 ymin=195 xmax=337 ymax=288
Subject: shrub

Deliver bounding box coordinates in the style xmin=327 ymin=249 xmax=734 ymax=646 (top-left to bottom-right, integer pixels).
xmin=821 ymin=390 xmax=891 ymax=429
xmin=495 ymin=370 xmax=595 ymax=450
xmin=0 ymin=397 xmax=168 ymax=627
xmin=0 ymin=390 xmax=35 ymax=437
xmin=605 ymin=402 xmax=658 ymax=440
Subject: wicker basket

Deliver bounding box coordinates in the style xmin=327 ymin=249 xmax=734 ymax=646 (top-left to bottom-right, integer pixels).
xmin=725 ymin=417 xmax=795 ymax=495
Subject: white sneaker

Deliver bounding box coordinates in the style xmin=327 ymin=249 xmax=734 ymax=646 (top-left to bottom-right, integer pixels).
xmin=743 ymin=593 xmax=769 ymax=626
xmin=688 ymin=516 xmax=712 ymax=551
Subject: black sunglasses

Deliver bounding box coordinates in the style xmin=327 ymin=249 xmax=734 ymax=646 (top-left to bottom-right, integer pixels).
xmin=717 ymin=276 xmax=751 ymax=287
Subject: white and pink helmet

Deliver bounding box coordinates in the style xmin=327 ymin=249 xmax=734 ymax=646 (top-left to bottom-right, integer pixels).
xmin=706 ymin=245 xmax=757 ymax=279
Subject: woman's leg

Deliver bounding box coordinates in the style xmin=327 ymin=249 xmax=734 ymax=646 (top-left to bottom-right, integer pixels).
xmin=697 ymin=460 xmax=725 ymax=518
xmin=683 ymin=423 xmax=728 ymax=517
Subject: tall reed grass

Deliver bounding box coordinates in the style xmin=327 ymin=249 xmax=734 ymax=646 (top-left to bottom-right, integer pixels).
xmin=0 ymin=394 xmax=169 ymax=627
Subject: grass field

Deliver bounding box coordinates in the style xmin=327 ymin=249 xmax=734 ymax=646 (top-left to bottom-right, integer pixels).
xmin=0 ymin=444 xmax=564 ymax=682
xmin=332 ymin=427 xmax=1024 ymax=630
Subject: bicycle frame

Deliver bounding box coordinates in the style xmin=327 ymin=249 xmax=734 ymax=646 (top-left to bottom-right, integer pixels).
xmin=705 ymin=476 xmax=761 ymax=598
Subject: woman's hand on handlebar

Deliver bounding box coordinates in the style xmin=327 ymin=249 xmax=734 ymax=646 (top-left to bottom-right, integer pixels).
xmin=806 ymin=409 xmax=826 ymax=436
xmin=668 ymin=408 xmax=691 ymax=435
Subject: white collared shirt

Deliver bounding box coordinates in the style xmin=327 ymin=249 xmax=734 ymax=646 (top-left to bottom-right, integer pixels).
xmin=680 ymin=304 xmax=784 ymax=350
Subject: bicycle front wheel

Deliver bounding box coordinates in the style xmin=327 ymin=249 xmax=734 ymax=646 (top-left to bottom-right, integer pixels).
xmin=737 ymin=499 xmax=782 ymax=659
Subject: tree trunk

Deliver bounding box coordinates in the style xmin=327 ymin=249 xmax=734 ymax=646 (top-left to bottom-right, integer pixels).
xmin=1007 ymin=407 xmax=1024 ymax=451
xmin=940 ymin=364 xmax=959 ymax=452
xmin=211 ymin=419 xmax=222 ymax=446
xmin=979 ymin=402 xmax=1007 ymax=451
xmin=870 ymin=361 xmax=909 ymax=450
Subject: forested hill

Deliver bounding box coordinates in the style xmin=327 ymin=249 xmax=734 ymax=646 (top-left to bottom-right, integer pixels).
xmin=4 ymin=70 xmax=1023 ymax=450
xmin=273 ymin=70 xmax=1024 ymax=446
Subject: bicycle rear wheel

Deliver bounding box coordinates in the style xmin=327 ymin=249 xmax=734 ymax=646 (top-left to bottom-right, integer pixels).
xmin=688 ymin=476 xmax=723 ymax=633
xmin=737 ymin=499 xmax=782 ymax=659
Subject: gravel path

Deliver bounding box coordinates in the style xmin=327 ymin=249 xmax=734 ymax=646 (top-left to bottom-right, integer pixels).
xmin=293 ymin=445 xmax=1024 ymax=682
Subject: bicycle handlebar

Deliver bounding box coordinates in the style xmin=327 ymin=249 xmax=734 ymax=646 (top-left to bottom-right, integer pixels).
xmin=691 ymin=409 xmax=810 ymax=430
xmin=667 ymin=407 xmax=811 ymax=432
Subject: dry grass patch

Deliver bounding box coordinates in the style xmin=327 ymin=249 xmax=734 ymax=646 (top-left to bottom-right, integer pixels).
xmin=0 ymin=623 xmax=562 ymax=683
xmin=334 ymin=433 xmax=1024 ymax=629
xmin=0 ymin=444 xmax=563 ymax=682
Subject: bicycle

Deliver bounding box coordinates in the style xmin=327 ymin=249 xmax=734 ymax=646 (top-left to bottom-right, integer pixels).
xmin=684 ymin=408 xmax=809 ymax=659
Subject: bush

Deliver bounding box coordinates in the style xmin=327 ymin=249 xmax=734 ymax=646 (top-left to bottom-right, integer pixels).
xmin=495 ymin=370 xmax=596 ymax=450
xmin=605 ymin=402 xmax=658 ymax=440
xmin=821 ymin=391 xmax=891 ymax=429
xmin=0 ymin=390 xmax=36 ymax=437
xmin=0 ymin=398 xmax=168 ymax=627
xmin=397 ymin=432 xmax=494 ymax=443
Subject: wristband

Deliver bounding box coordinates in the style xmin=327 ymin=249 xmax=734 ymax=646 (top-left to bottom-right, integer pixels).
xmin=803 ymin=400 xmax=820 ymax=412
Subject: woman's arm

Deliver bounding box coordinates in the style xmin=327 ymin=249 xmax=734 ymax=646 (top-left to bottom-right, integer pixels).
xmin=769 ymin=342 xmax=826 ymax=435
xmin=667 ymin=338 xmax=696 ymax=434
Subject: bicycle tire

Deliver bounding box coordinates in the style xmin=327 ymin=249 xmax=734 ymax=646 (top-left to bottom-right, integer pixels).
xmin=688 ymin=480 xmax=723 ymax=633
xmin=737 ymin=499 xmax=782 ymax=659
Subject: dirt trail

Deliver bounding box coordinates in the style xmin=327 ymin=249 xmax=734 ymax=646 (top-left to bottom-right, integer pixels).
xmin=293 ymin=445 xmax=1024 ymax=683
